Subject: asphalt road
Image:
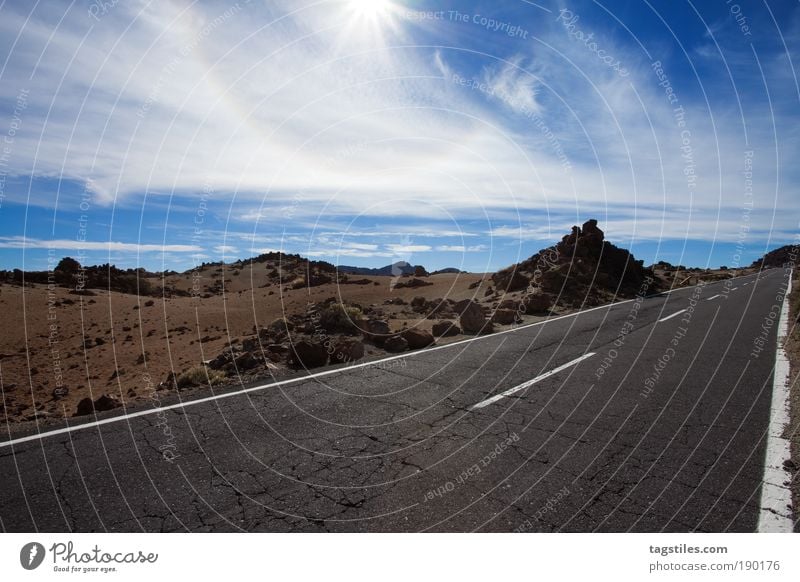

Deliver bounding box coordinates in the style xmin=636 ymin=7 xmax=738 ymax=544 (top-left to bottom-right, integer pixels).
xmin=0 ymin=268 xmax=792 ymax=532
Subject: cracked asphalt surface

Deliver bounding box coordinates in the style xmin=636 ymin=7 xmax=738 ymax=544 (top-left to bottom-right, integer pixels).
xmin=0 ymin=269 xmax=789 ymax=532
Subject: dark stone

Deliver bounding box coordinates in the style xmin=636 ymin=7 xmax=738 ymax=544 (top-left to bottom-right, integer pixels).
xmin=288 ymin=340 xmax=328 ymax=368
xmin=384 ymin=335 xmax=409 ymax=353
xmin=432 ymin=320 xmax=461 ymax=337
xmin=401 ymin=328 xmax=435 ymax=349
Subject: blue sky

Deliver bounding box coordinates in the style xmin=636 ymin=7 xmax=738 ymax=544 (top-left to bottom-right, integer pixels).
xmin=0 ymin=0 xmax=797 ymax=273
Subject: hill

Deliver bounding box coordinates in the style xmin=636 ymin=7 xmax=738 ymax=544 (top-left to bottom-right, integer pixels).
xmin=751 ymin=244 xmax=799 ymax=269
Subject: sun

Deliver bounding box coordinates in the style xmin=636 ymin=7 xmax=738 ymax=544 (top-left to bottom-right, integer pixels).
xmin=346 ymin=0 xmax=395 ymax=23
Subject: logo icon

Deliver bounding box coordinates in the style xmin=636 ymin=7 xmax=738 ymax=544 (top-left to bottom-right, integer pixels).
xmin=20 ymin=542 xmax=45 ymax=570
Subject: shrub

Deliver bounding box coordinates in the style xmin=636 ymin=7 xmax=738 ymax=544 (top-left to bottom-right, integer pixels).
xmin=318 ymin=304 xmax=363 ymax=334
xmin=176 ymin=366 xmax=227 ymax=388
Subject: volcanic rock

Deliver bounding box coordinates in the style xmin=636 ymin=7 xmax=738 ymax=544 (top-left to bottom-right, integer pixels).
xmin=401 ymin=328 xmax=435 ymax=349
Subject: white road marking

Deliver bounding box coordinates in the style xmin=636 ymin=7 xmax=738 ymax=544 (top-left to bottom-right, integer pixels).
xmin=0 ymin=272 xmax=768 ymax=449
xmin=705 ymin=294 xmax=721 ymax=301
xmin=757 ymin=272 xmax=794 ymax=532
xmin=657 ymin=309 xmax=687 ymax=322
xmin=471 ymin=353 xmax=596 ymax=410
xmin=730 ymin=287 xmax=738 ymax=291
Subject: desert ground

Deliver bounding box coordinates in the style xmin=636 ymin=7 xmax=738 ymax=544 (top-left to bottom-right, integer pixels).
xmin=0 ymin=222 xmax=758 ymax=433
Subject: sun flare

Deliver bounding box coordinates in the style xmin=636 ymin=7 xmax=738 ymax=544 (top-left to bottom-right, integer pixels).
xmin=346 ymin=0 xmax=394 ymax=22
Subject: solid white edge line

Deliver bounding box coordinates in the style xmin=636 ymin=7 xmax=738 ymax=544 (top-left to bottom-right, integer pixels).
xmin=471 ymin=353 xmax=596 ymax=410
xmin=0 ymin=271 xmax=772 ymax=449
xmin=757 ymin=272 xmax=794 ymax=532
xmin=657 ymin=309 xmax=687 ymax=323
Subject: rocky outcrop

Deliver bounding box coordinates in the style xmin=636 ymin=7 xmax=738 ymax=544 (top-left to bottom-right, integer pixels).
xmin=498 ymin=219 xmax=656 ymax=307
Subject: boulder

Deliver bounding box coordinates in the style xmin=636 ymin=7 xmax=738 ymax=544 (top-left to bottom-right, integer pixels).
xmin=288 ymin=340 xmax=328 ymax=368
xmin=75 ymin=394 xmax=120 ymax=417
xmin=410 ymin=296 xmax=427 ymax=312
xmin=364 ymin=319 xmax=391 ymax=346
xmin=331 ymin=338 xmax=365 ymax=363
xmin=207 ymin=349 xmax=234 ymax=371
xmin=492 ymin=308 xmax=520 ymax=325
xmin=384 ymin=335 xmax=409 ymax=353
xmin=75 ymin=398 xmax=94 ymax=417
xmin=432 ymin=320 xmax=461 ymax=337
xmin=266 ymin=344 xmax=290 ymax=358
xmin=94 ymin=395 xmax=120 ymax=412
xmin=401 ymin=328 xmax=435 ymax=349
xmin=456 ymin=300 xmax=493 ymax=334
xmin=234 ymin=351 xmax=260 ymax=371
xmin=521 ymin=289 xmax=552 ymax=314
xmin=394 ymin=277 xmax=433 ymax=289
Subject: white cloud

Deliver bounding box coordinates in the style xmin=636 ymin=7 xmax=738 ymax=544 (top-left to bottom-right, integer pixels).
xmin=385 ymin=244 xmax=432 ymax=253
xmin=481 ymin=55 xmax=541 ymax=114
xmin=0 ymin=0 xmax=795 ymax=248
xmin=213 ymin=245 xmax=239 ymax=254
xmin=0 ymin=237 xmax=201 ymax=253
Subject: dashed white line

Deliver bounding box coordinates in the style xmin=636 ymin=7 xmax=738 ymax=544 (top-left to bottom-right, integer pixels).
xmin=706 ymin=294 xmax=721 ymax=301
xmin=471 ymin=353 xmax=596 ymax=410
xmin=0 ymin=274 xmax=762 ymax=449
xmin=657 ymin=309 xmax=687 ymax=323
xmin=730 ymin=287 xmax=738 ymax=291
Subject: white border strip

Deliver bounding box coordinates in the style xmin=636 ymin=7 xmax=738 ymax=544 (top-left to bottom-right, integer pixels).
xmin=471 ymin=353 xmax=595 ymax=410
xmin=757 ymin=273 xmax=794 ymax=532
xmin=0 ymin=272 xmax=765 ymax=449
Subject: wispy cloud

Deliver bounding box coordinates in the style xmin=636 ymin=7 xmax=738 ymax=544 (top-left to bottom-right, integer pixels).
xmin=0 ymin=237 xmax=201 ymax=253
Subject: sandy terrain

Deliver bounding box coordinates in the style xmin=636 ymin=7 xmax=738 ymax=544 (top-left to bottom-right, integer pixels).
xmin=0 ymin=266 xmax=498 ymax=429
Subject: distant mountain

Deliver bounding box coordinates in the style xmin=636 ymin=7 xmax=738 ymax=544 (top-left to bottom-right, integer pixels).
xmin=337 ymin=261 xmax=417 ymax=276
xmin=337 ymin=262 xmax=466 ymax=276
xmin=430 ymin=267 xmax=466 ymax=275
xmin=751 ymin=244 xmax=798 ymax=269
